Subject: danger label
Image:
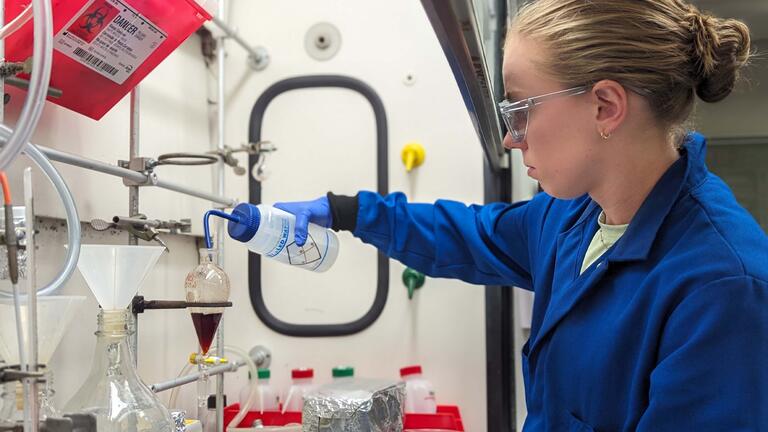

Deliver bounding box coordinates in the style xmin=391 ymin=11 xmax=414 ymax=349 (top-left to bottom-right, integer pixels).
xmin=54 ymin=0 xmax=167 ymax=84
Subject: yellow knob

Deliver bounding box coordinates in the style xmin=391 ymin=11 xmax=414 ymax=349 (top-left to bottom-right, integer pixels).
xmin=401 ymin=142 xmax=426 ymax=172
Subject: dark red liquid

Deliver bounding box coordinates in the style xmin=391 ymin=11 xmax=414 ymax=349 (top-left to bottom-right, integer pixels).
xmin=190 ymin=312 xmax=222 ymax=355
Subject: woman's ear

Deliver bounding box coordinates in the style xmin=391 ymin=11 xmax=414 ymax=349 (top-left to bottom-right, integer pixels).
xmin=592 ymin=79 xmax=628 ymax=137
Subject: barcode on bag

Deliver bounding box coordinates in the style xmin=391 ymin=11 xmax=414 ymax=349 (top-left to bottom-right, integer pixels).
xmin=73 ymin=47 xmax=119 ymax=76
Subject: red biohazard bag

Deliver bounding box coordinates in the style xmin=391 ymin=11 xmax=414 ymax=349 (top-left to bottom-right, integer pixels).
xmin=4 ymin=0 xmax=213 ymax=120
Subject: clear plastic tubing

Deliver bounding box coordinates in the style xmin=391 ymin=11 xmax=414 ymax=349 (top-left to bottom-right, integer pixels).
xmin=0 ymin=4 xmax=32 ymax=40
xmin=224 ymin=345 xmax=258 ymax=430
xmin=0 ymin=126 xmax=81 ymax=297
xmin=0 ymin=0 xmax=53 ymax=171
xmin=167 ymin=362 xmax=195 ymax=409
xmin=165 ymin=345 xmax=257 ymax=429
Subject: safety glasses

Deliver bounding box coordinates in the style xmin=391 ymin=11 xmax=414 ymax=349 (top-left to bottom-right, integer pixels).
xmin=498 ymin=86 xmax=589 ymax=143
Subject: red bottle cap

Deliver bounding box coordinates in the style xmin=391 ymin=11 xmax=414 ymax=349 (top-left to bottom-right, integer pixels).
xmin=292 ymin=368 xmax=314 ymax=379
xmin=400 ymin=365 xmax=423 ymax=377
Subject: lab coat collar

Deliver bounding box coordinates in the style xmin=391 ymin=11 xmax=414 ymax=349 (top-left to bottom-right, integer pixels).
xmin=605 ymin=132 xmax=707 ymax=262
xmin=528 ymin=133 xmax=708 ymax=357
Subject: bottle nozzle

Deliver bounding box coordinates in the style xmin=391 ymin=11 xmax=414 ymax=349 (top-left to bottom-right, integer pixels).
xmin=203 ymin=210 xmax=242 ymax=249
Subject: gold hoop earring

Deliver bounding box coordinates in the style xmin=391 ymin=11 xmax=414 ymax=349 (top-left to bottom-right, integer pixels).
xmin=600 ymin=131 xmax=611 ymax=140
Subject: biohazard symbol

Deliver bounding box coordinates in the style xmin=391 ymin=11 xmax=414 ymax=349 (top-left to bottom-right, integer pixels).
xmin=67 ymin=1 xmax=119 ymax=43
xmin=79 ymin=7 xmax=108 ymax=35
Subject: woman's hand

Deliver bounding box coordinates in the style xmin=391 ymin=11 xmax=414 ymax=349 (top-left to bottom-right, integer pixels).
xmin=273 ymin=196 xmax=332 ymax=246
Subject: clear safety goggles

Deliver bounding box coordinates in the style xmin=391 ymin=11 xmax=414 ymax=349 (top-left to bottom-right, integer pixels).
xmin=498 ymin=86 xmax=589 ymax=143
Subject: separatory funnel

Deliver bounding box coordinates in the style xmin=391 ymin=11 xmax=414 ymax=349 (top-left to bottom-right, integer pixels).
xmin=64 ymin=245 xmax=172 ymax=432
xmin=0 ymin=296 xmax=86 ymax=420
xmin=184 ymin=249 xmax=230 ymax=356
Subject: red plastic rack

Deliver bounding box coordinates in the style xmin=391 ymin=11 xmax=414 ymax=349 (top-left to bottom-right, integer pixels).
xmin=223 ymin=405 xmax=301 ymax=428
xmin=224 ymin=404 xmax=464 ymax=431
xmin=405 ymin=405 xmax=465 ymax=431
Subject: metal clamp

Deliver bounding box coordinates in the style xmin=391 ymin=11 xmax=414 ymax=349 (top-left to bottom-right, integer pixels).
xmin=89 ymin=214 xmax=193 ymax=251
xmin=150 ymin=345 xmax=272 ymax=393
xmin=207 ymin=141 xmax=275 ymax=176
xmin=0 ymin=414 xmax=98 ymax=432
xmin=123 ymin=143 xmax=274 ymax=178
xmin=0 ymin=365 xmax=45 ymax=384
xmin=118 ymin=157 xmax=158 ymax=186
xmin=132 ymin=295 xmax=233 ymax=314
xmin=209 ymin=16 xmax=270 ymax=71
xmin=112 ymin=215 xmax=192 ymax=234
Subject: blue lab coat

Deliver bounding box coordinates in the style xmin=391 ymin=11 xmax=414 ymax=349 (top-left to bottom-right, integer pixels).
xmin=351 ymin=133 xmax=768 ymax=431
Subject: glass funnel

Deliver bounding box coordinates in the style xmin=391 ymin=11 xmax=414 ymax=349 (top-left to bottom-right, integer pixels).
xmin=75 ymin=245 xmax=165 ymax=310
xmin=64 ymin=309 xmax=172 ymax=432
xmin=0 ymin=295 xmax=86 ymax=421
xmin=184 ymin=249 xmax=230 ymax=356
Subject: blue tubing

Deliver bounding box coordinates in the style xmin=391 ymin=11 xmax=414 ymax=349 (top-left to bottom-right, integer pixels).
xmin=203 ymin=210 xmax=241 ymax=249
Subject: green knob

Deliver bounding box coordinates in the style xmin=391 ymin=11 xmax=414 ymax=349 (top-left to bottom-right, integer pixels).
xmin=402 ymin=268 xmax=426 ymax=299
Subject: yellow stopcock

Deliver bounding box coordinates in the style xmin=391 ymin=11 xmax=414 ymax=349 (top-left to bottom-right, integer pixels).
xmin=401 ymin=142 xmax=426 ymax=172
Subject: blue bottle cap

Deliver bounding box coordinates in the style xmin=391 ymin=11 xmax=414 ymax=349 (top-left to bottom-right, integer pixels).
xmin=227 ymin=203 xmax=261 ymax=242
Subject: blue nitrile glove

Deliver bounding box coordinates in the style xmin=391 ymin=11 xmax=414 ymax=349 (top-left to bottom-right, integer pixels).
xmin=273 ymin=196 xmax=332 ymax=247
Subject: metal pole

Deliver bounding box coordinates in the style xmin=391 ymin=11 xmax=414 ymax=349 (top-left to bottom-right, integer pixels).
xmin=209 ymin=15 xmax=267 ymax=69
xmin=129 ymin=87 xmax=141 ymax=226
xmin=31 ymin=145 xmax=237 ymax=207
xmin=151 ymin=361 xmax=243 ymax=393
xmin=24 ymin=168 xmax=39 ymax=432
xmin=214 ymin=2 xmax=226 ymax=429
xmin=128 ymin=87 xmax=140 ymax=367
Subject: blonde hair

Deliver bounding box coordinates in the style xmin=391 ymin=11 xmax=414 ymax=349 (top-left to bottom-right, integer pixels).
xmin=509 ymin=0 xmax=752 ymax=136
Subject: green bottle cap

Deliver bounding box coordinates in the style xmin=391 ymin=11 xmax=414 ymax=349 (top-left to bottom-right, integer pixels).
xmin=332 ymin=366 xmax=354 ymax=378
xmin=257 ymin=368 xmax=270 ymax=379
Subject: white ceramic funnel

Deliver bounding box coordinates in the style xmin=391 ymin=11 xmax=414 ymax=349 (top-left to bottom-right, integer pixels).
xmin=0 ymin=295 xmax=86 ymax=365
xmin=76 ymin=245 xmax=165 ymax=310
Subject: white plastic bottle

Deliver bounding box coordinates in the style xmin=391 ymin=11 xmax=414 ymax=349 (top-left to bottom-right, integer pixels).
xmin=282 ymin=368 xmax=316 ymax=413
xmin=400 ymin=365 xmax=437 ymax=413
xmin=239 ymin=368 xmax=279 ymax=413
xmin=226 ymin=203 xmax=339 ymax=272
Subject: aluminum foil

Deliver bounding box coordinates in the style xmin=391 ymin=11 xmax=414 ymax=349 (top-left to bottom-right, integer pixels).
xmin=302 ymin=379 xmax=405 ymax=432
xmin=170 ymin=410 xmax=187 ymax=432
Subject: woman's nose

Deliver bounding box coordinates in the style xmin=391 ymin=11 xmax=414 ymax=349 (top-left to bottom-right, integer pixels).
xmin=503 ymin=132 xmax=527 ymax=150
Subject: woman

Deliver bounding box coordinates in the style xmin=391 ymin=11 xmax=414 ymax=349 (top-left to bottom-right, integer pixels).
xmin=276 ymin=0 xmax=768 ymax=430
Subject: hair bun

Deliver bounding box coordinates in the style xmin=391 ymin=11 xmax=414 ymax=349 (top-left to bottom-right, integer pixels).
xmin=687 ymin=9 xmax=751 ymax=103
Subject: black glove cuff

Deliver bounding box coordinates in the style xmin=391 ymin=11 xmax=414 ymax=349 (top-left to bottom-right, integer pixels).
xmin=327 ymin=192 xmax=359 ymax=232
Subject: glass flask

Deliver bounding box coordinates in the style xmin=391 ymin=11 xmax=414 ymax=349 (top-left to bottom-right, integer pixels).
xmin=64 ymin=309 xmax=173 ymax=432
xmin=38 ymin=369 xmax=58 ymax=419
xmin=184 ymin=249 xmax=230 ymax=356
xmin=0 ymin=382 xmax=16 ymax=422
